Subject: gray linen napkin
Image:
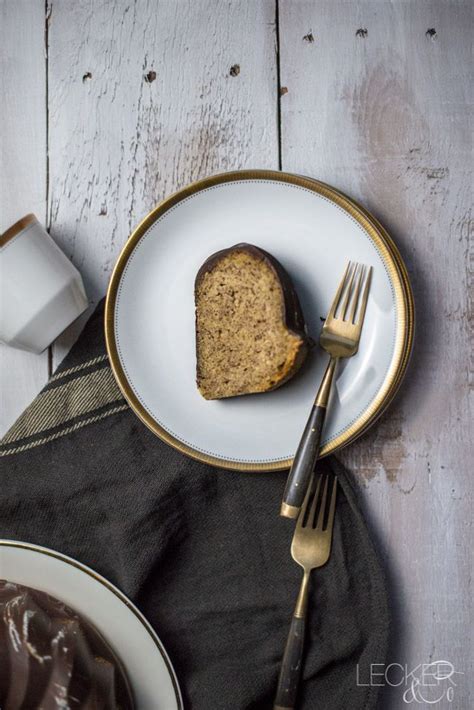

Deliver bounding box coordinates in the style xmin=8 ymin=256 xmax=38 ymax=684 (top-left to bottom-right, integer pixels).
xmin=0 ymin=301 xmax=389 ymax=709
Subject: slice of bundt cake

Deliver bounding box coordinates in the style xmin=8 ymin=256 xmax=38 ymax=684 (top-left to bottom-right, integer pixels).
xmin=195 ymin=243 xmax=310 ymax=399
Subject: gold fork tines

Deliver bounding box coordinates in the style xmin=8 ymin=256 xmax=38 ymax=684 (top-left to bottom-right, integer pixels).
xmin=281 ymin=262 xmax=372 ymax=519
xmin=274 ymin=473 xmax=338 ymax=710
xmin=323 ymin=261 xmax=372 ymax=348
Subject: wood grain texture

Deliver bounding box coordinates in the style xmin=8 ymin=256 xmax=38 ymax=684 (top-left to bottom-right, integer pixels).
xmin=47 ymin=0 xmax=278 ymax=368
xmin=279 ymin=1 xmax=472 ymax=706
xmin=0 ymin=0 xmax=48 ymax=436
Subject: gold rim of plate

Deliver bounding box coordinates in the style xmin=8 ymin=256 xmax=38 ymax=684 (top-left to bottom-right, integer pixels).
xmin=105 ymin=170 xmax=414 ymax=472
xmin=0 ymin=540 xmax=183 ymax=709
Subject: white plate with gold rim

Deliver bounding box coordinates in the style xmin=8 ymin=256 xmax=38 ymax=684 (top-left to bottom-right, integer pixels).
xmin=106 ymin=170 xmax=413 ymax=471
xmin=0 ymin=540 xmax=182 ymax=710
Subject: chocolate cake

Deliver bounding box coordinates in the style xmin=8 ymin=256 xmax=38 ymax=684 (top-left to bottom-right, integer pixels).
xmin=0 ymin=580 xmax=134 ymax=709
xmin=195 ymin=243 xmax=311 ymax=399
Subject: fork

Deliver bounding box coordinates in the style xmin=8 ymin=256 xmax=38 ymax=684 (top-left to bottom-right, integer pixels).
xmin=274 ymin=473 xmax=338 ymax=710
xmin=280 ymin=262 xmax=372 ymax=519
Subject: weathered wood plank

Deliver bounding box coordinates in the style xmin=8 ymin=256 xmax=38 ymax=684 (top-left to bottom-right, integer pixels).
xmin=279 ymin=1 xmax=472 ymax=706
xmin=48 ymin=0 xmax=279 ymax=368
xmin=0 ymin=0 xmax=48 ymax=436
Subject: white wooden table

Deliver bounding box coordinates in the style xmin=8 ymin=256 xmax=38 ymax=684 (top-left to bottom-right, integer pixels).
xmin=1 ymin=1 xmax=472 ymax=707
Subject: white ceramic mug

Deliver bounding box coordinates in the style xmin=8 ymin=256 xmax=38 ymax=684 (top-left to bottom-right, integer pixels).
xmin=0 ymin=214 xmax=88 ymax=353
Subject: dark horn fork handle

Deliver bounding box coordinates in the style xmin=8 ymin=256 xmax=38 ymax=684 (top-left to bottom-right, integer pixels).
xmin=280 ymin=357 xmax=337 ymax=518
xmin=273 ymin=616 xmax=306 ymax=710
xmin=274 ymin=569 xmax=311 ymax=710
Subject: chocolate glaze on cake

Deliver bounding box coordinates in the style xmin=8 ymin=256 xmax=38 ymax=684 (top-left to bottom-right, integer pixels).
xmin=0 ymin=581 xmax=134 ymax=709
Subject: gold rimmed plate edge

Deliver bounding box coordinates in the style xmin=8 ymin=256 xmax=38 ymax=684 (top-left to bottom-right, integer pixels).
xmin=105 ymin=169 xmax=414 ymax=472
